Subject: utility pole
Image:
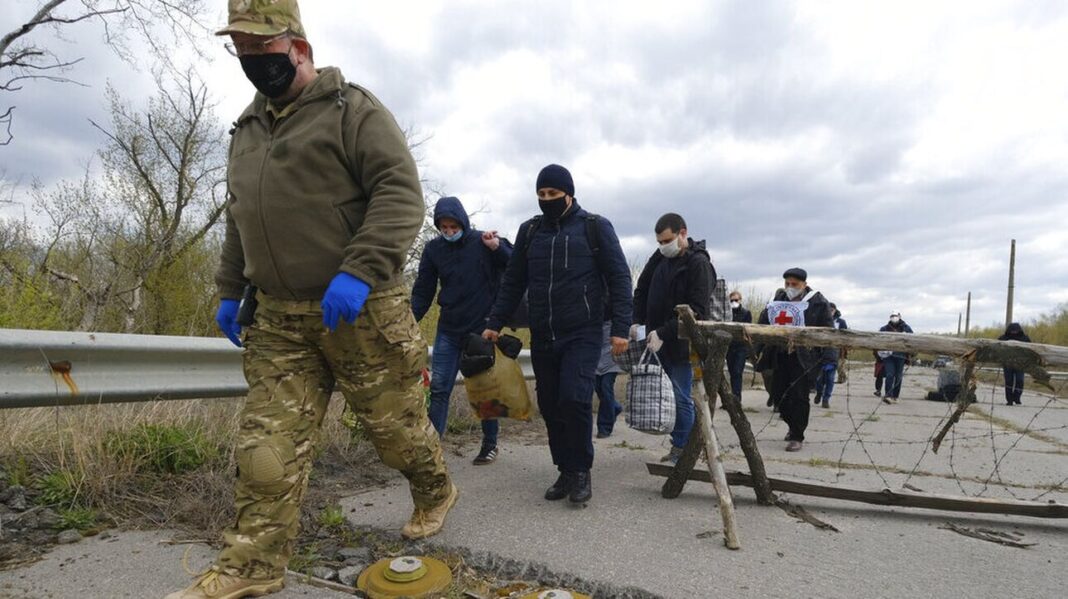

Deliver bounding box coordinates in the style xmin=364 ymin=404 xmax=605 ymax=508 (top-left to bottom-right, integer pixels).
xmin=1006 ymin=239 xmax=1016 ymax=326
xmin=957 ymin=313 xmax=962 ymax=337
xmin=965 ymin=292 xmax=972 ymax=337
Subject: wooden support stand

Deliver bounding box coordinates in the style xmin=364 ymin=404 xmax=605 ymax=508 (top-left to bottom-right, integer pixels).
xmin=660 ymin=323 xmax=739 ymax=549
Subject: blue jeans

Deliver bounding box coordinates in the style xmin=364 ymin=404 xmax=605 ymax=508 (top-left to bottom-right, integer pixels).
xmin=814 ymin=366 xmax=836 ymax=401
xmin=595 ymin=372 xmax=622 ymax=435
xmin=882 ymin=356 xmax=906 ymax=399
xmin=427 ymin=330 xmax=499 ymax=447
xmin=726 ymin=346 xmax=747 ymax=400
xmin=664 ymin=360 xmax=695 ymax=449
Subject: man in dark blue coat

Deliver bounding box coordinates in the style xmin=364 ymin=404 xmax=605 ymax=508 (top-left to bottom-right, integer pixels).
xmin=412 ymin=196 xmax=513 ymax=465
xmin=632 ymin=213 xmax=715 ymax=464
xmin=483 ymin=164 xmax=632 ymax=505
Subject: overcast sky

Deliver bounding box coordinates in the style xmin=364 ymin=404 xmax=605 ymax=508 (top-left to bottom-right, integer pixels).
xmin=3 ymin=0 xmax=1066 ymax=334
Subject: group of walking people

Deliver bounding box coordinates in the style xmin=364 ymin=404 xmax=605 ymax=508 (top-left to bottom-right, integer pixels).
xmin=171 ymin=2 xmax=1035 ymax=596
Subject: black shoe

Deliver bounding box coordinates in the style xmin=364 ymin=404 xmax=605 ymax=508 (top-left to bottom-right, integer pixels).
xmin=813 ymin=396 xmax=821 ymax=405
xmin=766 ymin=397 xmax=774 ymax=407
xmin=545 ymin=472 xmax=574 ymax=501
xmin=569 ymin=471 xmax=592 ymax=504
xmin=596 ymin=430 xmax=611 ymax=439
xmin=473 ymin=445 xmax=498 ymax=465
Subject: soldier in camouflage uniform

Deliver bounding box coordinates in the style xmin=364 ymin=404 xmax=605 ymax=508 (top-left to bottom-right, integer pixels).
xmin=166 ymin=2 xmax=455 ymax=597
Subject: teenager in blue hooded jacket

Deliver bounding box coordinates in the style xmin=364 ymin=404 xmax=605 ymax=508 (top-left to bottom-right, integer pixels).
xmin=412 ymin=196 xmax=513 ymax=465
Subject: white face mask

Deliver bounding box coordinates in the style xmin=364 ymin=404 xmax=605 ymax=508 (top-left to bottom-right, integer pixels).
xmin=784 ymin=286 xmax=803 ymax=300
xmin=730 ymin=301 xmax=741 ymax=309
xmin=658 ymin=237 xmax=681 ymax=258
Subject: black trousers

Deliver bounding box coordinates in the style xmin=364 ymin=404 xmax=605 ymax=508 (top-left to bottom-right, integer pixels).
xmin=726 ymin=346 xmax=748 ymax=400
xmin=1003 ymin=368 xmax=1024 ymax=404
xmin=530 ymin=325 xmax=601 ymax=472
xmin=769 ymin=353 xmax=812 ymax=441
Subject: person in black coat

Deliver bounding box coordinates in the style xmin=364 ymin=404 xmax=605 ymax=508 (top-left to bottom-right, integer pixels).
xmin=632 ymin=213 xmax=715 ymax=463
xmin=726 ymin=291 xmax=753 ymax=403
xmin=755 ymin=268 xmax=834 ymax=452
xmin=999 ymin=323 xmax=1031 ymax=405
xmin=411 ymin=196 xmax=513 ymax=465
xmin=484 ymin=164 xmax=633 ymax=505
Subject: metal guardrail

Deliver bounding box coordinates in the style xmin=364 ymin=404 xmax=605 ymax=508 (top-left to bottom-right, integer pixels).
xmin=0 ymin=328 xmax=533 ymax=410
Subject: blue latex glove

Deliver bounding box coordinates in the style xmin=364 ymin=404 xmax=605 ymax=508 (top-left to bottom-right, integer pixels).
xmin=321 ymin=272 xmax=372 ymax=332
xmin=215 ymin=299 xmax=242 ymax=347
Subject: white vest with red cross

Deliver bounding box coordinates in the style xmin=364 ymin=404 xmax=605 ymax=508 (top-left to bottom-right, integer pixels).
xmin=766 ymin=290 xmax=817 ymax=328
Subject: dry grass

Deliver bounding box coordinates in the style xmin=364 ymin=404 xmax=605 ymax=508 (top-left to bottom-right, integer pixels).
xmin=0 ymin=397 xmax=374 ymax=534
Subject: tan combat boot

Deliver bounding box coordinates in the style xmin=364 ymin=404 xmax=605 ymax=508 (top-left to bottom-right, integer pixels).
xmin=163 ymin=568 xmax=284 ymax=599
xmin=401 ymin=483 xmax=459 ymax=540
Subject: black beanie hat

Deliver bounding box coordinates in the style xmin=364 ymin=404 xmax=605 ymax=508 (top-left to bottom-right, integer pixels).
xmin=536 ymin=164 xmax=574 ymax=197
xmin=783 ymin=267 xmax=808 ymax=282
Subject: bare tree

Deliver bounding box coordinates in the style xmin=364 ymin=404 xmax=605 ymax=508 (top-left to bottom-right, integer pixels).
xmin=18 ymin=68 xmax=227 ymax=333
xmin=0 ymin=0 xmax=209 ymax=144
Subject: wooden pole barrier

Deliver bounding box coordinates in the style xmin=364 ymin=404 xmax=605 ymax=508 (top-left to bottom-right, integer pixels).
xmin=645 ymin=464 xmax=1068 ymax=519
xmin=690 ymin=321 xmax=1067 ymax=389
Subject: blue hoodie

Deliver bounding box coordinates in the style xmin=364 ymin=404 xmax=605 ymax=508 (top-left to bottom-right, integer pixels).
xmin=411 ymin=197 xmax=514 ymax=336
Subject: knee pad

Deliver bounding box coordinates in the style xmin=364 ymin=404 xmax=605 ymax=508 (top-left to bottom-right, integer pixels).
xmin=237 ymin=436 xmax=297 ymax=497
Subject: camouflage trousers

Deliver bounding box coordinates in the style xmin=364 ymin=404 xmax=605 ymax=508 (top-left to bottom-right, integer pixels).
xmin=216 ymin=285 xmax=450 ymax=580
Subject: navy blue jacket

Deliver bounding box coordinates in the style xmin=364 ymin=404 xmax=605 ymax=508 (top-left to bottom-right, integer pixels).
xmin=487 ymin=201 xmax=633 ymax=345
xmin=879 ymin=320 xmax=914 ymax=359
xmin=411 ymin=197 xmax=513 ymax=336
xmin=633 ymin=239 xmax=716 ymax=365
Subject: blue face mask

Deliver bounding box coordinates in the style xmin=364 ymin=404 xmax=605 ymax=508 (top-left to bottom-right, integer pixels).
xmin=442 ymin=230 xmax=463 ymax=243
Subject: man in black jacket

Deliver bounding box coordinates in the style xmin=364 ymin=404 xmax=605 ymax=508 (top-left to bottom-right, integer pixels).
xmin=632 ymin=213 xmax=715 ymax=463
xmin=755 ymin=268 xmax=834 ymax=452
xmin=726 ymin=291 xmax=753 ymax=403
xmin=484 ymin=164 xmax=633 ymax=505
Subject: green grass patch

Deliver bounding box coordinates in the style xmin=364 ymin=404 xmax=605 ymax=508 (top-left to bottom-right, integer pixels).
xmin=318 ymin=505 xmax=346 ymax=530
xmin=104 ymin=423 xmax=217 ymax=475
xmin=36 ymin=469 xmax=81 ymax=506
xmin=57 ymin=506 xmax=96 ymax=531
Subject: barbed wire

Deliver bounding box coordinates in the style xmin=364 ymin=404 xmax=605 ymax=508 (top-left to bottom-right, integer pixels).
xmin=721 ymin=361 xmax=1067 ymax=505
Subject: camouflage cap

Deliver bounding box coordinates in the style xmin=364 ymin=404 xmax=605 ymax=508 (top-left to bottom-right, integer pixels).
xmin=215 ymin=0 xmax=306 ymax=38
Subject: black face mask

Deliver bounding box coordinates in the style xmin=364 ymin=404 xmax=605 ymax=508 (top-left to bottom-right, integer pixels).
xmin=538 ymin=198 xmax=569 ymax=220
xmin=239 ymin=52 xmax=297 ymax=98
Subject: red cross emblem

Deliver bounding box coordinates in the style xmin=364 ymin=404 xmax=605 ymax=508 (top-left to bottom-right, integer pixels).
xmin=774 ymin=310 xmax=794 ymax=326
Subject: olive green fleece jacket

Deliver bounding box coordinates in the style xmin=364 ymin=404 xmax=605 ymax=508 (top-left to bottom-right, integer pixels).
xmin=215 ymin=67 xmax=424 ymax=300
